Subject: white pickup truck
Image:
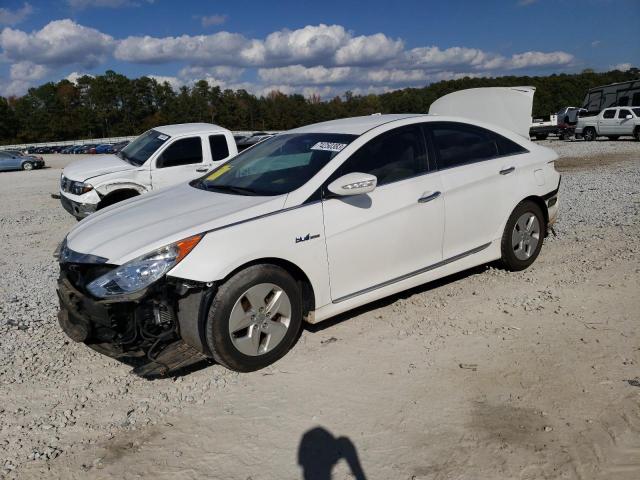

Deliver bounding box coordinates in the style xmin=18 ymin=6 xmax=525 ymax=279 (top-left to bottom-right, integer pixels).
xmin=575 ymin=107 xmax=640 ymax=141
xmin=59 ymin=123 xmax=238 ymax=219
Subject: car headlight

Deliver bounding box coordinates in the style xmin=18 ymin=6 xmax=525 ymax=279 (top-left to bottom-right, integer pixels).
xmin=86 ymin=234 xmax=202 ymax=298
xmin=69 ymin=180 xmax=93 ymax=195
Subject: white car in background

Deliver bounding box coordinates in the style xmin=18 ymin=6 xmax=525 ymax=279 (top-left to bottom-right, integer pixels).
xmin=56 ymin=87 xmax=560 ymax=375
xmin=59 ymin=123 xmax=238 ymax=219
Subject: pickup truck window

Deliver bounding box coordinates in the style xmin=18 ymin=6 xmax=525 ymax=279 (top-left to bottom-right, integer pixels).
xmin=192 ymin=133 xmax=357 ymax=196
xmin=118 ymin=129 xmax=170 ymax=166
xmin=602 ymin=110 xmax=616 ymax=119
xmin=209 ymin=135 xmax=229 ymax=161
xmin=633 ymin=108 xmax=640 ymax=117
xmin=618 ymin=109 xmax=631 ymax=118
xmin=157 ymin=137 xmax=203 ymax=168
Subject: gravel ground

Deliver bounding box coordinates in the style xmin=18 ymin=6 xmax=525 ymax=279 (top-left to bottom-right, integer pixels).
xmin=1 ymin=140 xmax=639 ymax=479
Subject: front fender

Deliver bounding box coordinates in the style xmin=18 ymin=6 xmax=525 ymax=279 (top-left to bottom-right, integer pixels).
xmin=94 ymin=180 xmax=149 ymax=197
xmin=167 ymin=201 xmax=332 ymax=310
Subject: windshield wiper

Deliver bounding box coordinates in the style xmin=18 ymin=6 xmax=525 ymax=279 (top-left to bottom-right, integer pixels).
xmin=207 ymin=184 xmax=262 ymax=196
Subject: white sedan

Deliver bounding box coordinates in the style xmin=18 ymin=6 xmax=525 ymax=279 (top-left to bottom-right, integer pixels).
xmin=56 ymin=87 xmax=560 ymax=375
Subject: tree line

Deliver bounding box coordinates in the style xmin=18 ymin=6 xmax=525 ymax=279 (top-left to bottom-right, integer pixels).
xmin=0 ymin=68 xmax=638 ymax=145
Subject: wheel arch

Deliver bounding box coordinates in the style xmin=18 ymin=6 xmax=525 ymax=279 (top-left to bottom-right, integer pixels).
xmin=221 ymin=257 xmax=316 ymax=320
xmin=520 ymin=195 xmax=549 ymax=234
xmin=97 ymin=187 xmax=141 ymax=210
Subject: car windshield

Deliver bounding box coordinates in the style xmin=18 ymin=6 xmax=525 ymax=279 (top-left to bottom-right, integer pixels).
xmin=192 ymin=133 xmax=357 ymax=196
xmin=117 ymin=129 xmax=170 ymax=166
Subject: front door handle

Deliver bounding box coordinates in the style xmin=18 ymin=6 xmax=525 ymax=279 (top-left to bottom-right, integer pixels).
xmin=196 ymin=167 xmax=209 ymax=172
xmin=418 ymin=191 xmax=441 ymax=203
xmin=500 ymin=166 xmax=515 ymax=175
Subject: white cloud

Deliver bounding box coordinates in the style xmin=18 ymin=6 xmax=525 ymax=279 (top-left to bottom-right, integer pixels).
xmin=0 ymin=2 xmax=33 ymax=26
xmin=114 ymin=31 xmax=252 ymax=65
xmin=504 ymin=51 xmax=574 ymax=69
xmin=0 ymin=21 xmax=578 ymax=99
xmin=611 ymin=62 xmax=632 ymax=71
xmin=517 ymin=0 xmax=538 ymax=6
xmin=200 ymin=14 xmax=227 ymax=28
xmin=591 ymin=40 xmax=601 ymax=47
xmin=335 ymin=33 xmax=403 ymax=66
xmin=66 ymin=71 xmax=93 ymax=83
xmin=0 ymin=19 xmax=114 ymax=67
xmin=10 ymin=60 xmax=48 ymax=81
xmin=262 ymin=24 xmax=349 ymax=65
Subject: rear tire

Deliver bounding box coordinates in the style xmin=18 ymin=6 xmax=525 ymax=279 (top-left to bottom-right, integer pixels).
xmin=583 ymin=127 xmax=596 ymax=141
xmin=205 ymin=264 xmax=303 ymax=372
xmin=22 ymin=162 xmax=33 ymax=171
xmin=500 ymin=201 xmax=545 ymax=272
xmin=634 ymin=127 xmax=640 ymax=142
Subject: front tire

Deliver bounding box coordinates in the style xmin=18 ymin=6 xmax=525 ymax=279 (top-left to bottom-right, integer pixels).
xmin=22 ymin=162 xmax=33 ymax=171
xmin=583 ymin=127 xmax=596 ymax=141
xmin=205 ymin=264 xmax=303 ymax=372
xmin=500 ymin=201 xmax=545 ymax=271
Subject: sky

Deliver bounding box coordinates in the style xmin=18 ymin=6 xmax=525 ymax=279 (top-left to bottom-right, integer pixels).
xmin=0 ymin=0 xmax=638 ymax=98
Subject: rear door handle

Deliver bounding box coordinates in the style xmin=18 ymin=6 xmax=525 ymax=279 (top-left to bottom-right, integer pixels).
xmin=500 ymin=167 xmax=515 ymax=175
xmin=418 ymin=191 xmax=441 ymax=203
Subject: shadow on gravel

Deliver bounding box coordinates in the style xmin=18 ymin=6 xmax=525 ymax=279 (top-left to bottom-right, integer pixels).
xmin=305 ymin=263 xmax=491 ymax=333
xmin=298 ymin=427 xmax=367 ymax=480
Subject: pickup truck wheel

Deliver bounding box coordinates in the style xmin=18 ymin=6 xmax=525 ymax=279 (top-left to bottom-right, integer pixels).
xmin=607 ymin=136 xmax=619 ymax=141
xmin=634 ymin=127 xmax=640 ymax=141
xmin=500 ymin=201 xmax=545 ymax=272
xmin=205 ymin=264 xmax=302 ymax=372
xmin=22 ymin=161 xmax=34 ymax=171
xmin=583 ymin=127 xmax=596 ymax=141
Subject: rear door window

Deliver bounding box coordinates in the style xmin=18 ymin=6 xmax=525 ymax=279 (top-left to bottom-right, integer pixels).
xmin=427 ymin=123 xmax=500 ymax=169
xmin=618 ymin=109 xmax=631 ymax=118
xmin=157 ymin=137 xmax=203 ymax=168
xmin=209 ymin=135 xmax=230 ymax=161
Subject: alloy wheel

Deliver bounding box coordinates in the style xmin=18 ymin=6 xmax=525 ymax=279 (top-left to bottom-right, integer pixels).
xmin=511 ymin=212 xmax=541 ymax=261
xmin=228 ymin=283 xmax=292 ymax=356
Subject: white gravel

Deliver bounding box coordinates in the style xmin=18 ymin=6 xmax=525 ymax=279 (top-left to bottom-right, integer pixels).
xmin=1 ymin=140 xmax=639 ymax=479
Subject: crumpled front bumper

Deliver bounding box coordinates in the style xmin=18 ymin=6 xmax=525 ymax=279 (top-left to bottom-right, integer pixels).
xmin=56 ymin=267 xmax=210 ymax=377
xmin=59 ymin=193 xmax=98 ymax=219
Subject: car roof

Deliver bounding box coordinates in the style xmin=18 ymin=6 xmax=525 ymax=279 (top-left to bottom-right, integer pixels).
xmin=154 ymin=122 xmax=228 ymax=136
xmin=289 ymin=114 xmax=429 ymax=135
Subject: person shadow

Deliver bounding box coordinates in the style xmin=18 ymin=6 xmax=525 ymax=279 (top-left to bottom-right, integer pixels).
xmin=298 ymin=427 xmax=367 ymax=480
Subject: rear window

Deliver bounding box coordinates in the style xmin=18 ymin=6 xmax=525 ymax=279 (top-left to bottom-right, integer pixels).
xmin=427 ymin=122 xmax=525 ymax=169
xmin=633 ymin=108 xmax=640 ymax=117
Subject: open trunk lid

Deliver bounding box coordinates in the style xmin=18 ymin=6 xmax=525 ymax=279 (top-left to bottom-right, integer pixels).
xmin=429 ymin=86 xmax=535 ymax=138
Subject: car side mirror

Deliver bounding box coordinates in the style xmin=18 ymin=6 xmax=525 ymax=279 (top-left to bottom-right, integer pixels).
xmin=328 ymin=172 xmax=377 ymax=197
xmin=626 ymin=114 xmax=633 ymax=120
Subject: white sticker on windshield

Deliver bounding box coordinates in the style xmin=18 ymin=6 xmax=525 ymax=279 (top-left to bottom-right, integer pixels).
xmin=311 ymin=142 xmax=348 ymax=152
xmin=157 ymin=134 xmax=168 ymax=140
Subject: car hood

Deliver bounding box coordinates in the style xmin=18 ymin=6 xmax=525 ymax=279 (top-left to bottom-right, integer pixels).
xmin=63 ymin=154 xmax=136 ymax=181
xmin=66 ymin=183 xmax=287 ymax=264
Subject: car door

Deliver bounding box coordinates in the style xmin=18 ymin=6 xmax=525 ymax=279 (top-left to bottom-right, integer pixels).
xmin=424 ymin=121 xmax=525 ymax=259
xmin=598 ymin=109 xmax=617 ymax=135
xmin=617 ymin=109 xmax=634 ymax=135
xmin=321 ymin=124 xmax=444 ymax=302
xmin=151 ymin=136 xmax=208 ymax=190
